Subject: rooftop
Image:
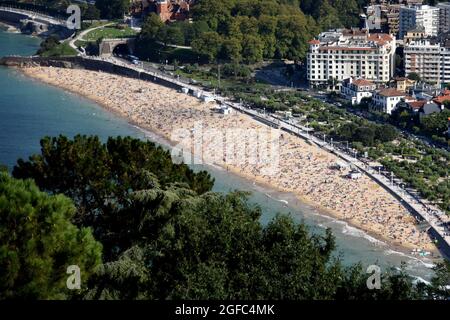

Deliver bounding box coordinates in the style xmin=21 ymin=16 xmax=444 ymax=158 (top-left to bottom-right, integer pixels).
xmin=312 ymin=29 xmax=394 ymax=50
xmin=433 ymin=95 xmax=450 ymax=105
xmin=408 ymin=100 xmax=426 ymax=110
xmin=377 ymin=88 xmax=405 ymax=97
xmin=351 ymin=78 xmax=375 ymax=87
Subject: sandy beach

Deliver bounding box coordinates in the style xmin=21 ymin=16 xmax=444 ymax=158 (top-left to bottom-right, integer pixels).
xmin=20 ymin=66 xmax=437 ymax=253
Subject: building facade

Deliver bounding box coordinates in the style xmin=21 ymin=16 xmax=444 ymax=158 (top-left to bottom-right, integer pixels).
xmin=399 ymin=5 xmax=439 ymax=39
xmin=341 ymin=77 xmax=376 ymax=105
xmin=438 ymin=2 xmax=450 ymax=34
xmin=371 ymin=88 xmax=406 ymax=114
xmin=307 ymin=29 xmax=396 ymax=88
xmin=404 ymin=35 xmax=450 ymax=86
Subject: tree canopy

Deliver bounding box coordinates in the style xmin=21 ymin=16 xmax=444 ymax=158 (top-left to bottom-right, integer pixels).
xmin=0 ymin=171 xmax=102 ymax=299
xmin=9 ymin=135 xmax=450 ymax=300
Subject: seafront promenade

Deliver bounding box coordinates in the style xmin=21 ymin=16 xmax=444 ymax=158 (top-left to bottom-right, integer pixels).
xmin=113 ymin=56 xmax=450 ymax=256
xmin=3 ymin=53 xmax=449 ymax=257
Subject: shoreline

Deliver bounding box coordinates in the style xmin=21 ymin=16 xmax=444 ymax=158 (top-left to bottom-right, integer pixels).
xmin=16 ymin=66 xmax=440 ymax=258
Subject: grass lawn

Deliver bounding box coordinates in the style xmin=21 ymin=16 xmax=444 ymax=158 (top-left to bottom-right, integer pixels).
xmin=84 ymin=25 xmax=138 ymax=42
xmin=40 ymin=42 xmax=78 ymax=57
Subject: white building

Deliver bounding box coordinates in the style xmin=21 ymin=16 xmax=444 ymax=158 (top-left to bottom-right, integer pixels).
xmin=438 ymin=2 xmax=450 ymax=34
xmin=404 ymin=36 xmax=450 ymax=86
xmin=399 ymin=5 xmax=439 ymax=39
xmin=341 ymin=77 xmax=376 ymax=105
xmin=307 ymin=29 xmax=396 ymax=88
xmin=371 ymin=88 xmax=405 ymax=114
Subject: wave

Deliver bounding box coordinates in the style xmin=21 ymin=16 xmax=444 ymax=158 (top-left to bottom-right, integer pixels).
xmin=341 ymin=224 xmax=386 ymax=246
xmin=384 ymin=249 xmax=436 ymax=270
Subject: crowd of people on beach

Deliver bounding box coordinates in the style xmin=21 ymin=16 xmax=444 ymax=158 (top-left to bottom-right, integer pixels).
xmin=21 ymin=66 xmax=437 ymax=252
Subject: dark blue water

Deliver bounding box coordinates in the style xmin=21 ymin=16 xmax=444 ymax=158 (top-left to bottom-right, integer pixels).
xmin=0 ymin=29 xmax=437 ymax=281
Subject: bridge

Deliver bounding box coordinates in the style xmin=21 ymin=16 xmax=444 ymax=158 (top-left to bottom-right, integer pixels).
xmin=0 ymin=6 xmax=71 ymax=37
xmin=99 ymin=38 xmax=136 ymax=57
xmin=0 ymin=6 xmax=66 ymax=26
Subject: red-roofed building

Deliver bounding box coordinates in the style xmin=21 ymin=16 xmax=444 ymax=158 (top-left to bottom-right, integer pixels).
xmin=433 ymin=94 xmax=450 ymax=106
xmin=407 ymin=100 xmax=426 ymax=112
xmin=307 ymin=28 xmax=396 ymax=89
xmin=146 ymin=0 xmax=192 ymax=23
xmin=341 ymin=77 xmax=376 ymax=105
xmin=372 ymin=88 xmax=405 ymax=114
xmin=308 ymin=39 xmax=320 ymax=45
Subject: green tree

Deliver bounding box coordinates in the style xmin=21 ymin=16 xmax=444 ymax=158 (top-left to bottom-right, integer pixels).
xmin=192 ymin=32 xmax=223 ymax=62
xmin=140 ymin=13 xmax=164 ymax=41
xmin=0 ymin=172 xmax=102 ymax=299
xmin=376 ymin=124 xmax=399 ymax=143
xmin=421 ymin=109 xmax=450 ymax=136
xmin=221 ymin=38 xmax=243 ymax=63
xmin=158 ymin=25 xmax=185 ymax=46
xmin=242 ymin=35 xmax=264 ymax=64
xmin=407 ymin=72 xmax=421 ymax=82
xmin=95 ymin=0 xmax=129 ymax=19
xmin=9 ymin=134 xmax=450 ymax=300
xmin=82 ymin=4 xmax=101 ymax=21
xmin=12 ymin=135 xmax=214 ymax=259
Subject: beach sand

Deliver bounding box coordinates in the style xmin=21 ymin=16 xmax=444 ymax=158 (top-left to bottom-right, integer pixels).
xmin=20 ymin=66 xmax=437 ymax=252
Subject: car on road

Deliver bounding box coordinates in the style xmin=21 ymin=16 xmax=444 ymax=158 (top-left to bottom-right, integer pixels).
xmin=127 ymin=55 xmax=139 ymax=61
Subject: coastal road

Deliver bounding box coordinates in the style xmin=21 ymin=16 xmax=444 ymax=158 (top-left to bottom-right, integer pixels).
xmin=81 ymin=55 xmax=450 ymax=255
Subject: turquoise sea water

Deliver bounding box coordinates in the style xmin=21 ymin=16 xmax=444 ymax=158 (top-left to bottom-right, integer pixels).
xmin=0 ymin=29 xmax=438 ymax=281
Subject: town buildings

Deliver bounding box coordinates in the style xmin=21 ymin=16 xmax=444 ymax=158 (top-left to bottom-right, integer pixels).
xmin=404 ymin=33 xmax=450 ymax=86
xmin=403 ymin=27 xmax=426 ymax=44
xmin=133 ymin=0 xmax=192 ymax=22
xmin=306 ymin=29 xmax=396 ymax=88
xmin=341 ymin=77 xmax=376 ymax=105
xmin=390 ymin=76 xmax=416 ymax=92
xmin=437 ymin=2 xmax=450 ymax=34
xmin=399 ymin=4 xmax=439 ymax=39
xmin=371 ymin=88 xmax=406 ymax=114
xmin=366 ymin=3 xmax=402 ymax=36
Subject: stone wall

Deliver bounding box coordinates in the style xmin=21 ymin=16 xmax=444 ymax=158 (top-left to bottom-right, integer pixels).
xmin=0 ymin=56 xmax=183 ymax=92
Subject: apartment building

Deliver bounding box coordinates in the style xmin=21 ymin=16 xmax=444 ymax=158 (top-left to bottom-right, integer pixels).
xmin=307 ymin=29 xmax=396 ymax=88
xmin=366 ymin=3 xmax=401 ymax=37
xmin=399 ymin=5 xmax=439 ymax=39
xmin=404 ymin=33 xmax=450 ymax=86
xmin=438 ymin=2 xmax=450 ymax=34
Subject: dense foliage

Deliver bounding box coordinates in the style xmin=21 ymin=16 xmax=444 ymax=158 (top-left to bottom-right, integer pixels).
xmin=136 ymin=0 xmax=367 ymax=64
xmin=137 ymin=0 xmax=318 ymax=63
xmin=7 ymin=135 xmax=450 ymax=299
xmin=95 ymin=0 xmax=129 ymax=19
xmin=0 ymin=171 xmax=102 ymax=299
xmin=12 ymin=136 xmax=213 ymax=257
